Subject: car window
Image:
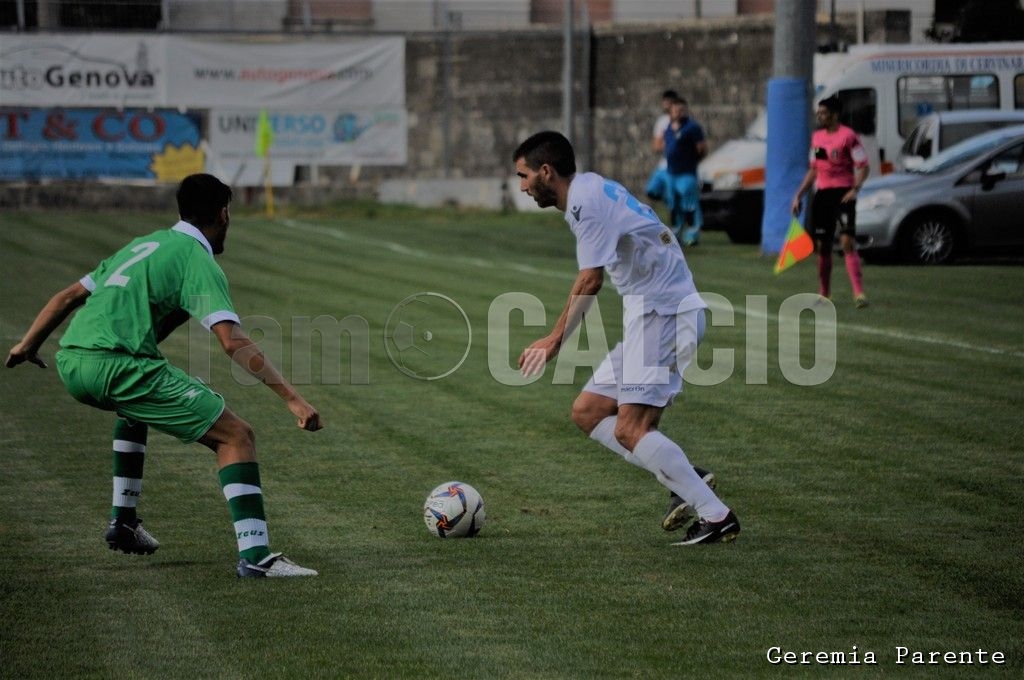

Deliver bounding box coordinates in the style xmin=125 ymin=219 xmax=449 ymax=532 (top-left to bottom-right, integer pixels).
xmin=941 ymin=121 xmax=1024 ymax=150
xmin=897 ymin=74 xmax=1000 ymax=136
xmin=916 ymin=131 xmax=1024 ymax=174
xmin=989 ymin=143 xmax=1024 ymax=177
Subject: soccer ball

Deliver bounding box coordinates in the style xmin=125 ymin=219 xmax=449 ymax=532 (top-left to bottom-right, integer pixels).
xmin=423 ymin=481 xmax=485 ymax=538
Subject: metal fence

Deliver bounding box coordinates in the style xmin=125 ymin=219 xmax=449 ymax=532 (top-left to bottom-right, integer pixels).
xmin=1 ymin=0 xmax=584 ymax=33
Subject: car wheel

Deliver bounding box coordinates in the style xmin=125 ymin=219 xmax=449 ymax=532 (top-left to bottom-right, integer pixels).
xmin=899 ymin=214 xmax=957 ymax=265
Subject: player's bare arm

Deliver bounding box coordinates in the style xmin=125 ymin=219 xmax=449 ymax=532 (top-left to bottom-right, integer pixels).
xmin=519 ymin=267 xmax=604 ymax=377
xmin=5 ymin=281 xmax=90 ymax=369
xmin=843 ymin=165 xmax=870 ymax=203
xmin=211 ymin=320 xmax=323 ymax=431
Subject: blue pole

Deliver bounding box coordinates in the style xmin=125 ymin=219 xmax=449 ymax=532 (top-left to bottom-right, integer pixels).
xmin=761 ymin=77 xmax=809 ymax=255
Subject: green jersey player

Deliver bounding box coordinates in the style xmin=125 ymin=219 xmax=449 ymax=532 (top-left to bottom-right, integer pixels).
xmin=6 ymin=174 xmax=323 ymax=577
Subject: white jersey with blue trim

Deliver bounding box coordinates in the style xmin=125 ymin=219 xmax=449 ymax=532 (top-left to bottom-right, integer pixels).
xmin=565 ymin=172 xmax=705 ymax=315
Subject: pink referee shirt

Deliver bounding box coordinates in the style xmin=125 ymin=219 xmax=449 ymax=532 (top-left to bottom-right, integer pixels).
xmin=810 ymin=124 xmax=868 ymax=189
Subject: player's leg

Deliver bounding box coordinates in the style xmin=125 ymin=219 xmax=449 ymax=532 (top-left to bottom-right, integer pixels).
xmin=574 ymin=345 xmax=646 ymax=469
xmin=838 ymin=201 xmax=867 ymax=306
xmin=105 ymin=418 xmax=160 ymax=554
xmin=618 ymin=403 xmax=729 ymax=531
xmin=645 ymin=167 xmax=667 ymax=203
xmin=53 ymin=351 xmax=160 ymax=555
xmin=104 ymin=357 xmax=314 ymax=576
xmin=622 ymin=307 xmax=737 ymax=540
xmin=665 ymin=174 xmax=685 ymax=239
xmin=572 ymin=389 xmax=648 ymax=469
xmin=616 ymin=309 xmax=735 ymax=541
xmin=810 ymin=189 xmax=837 ymax=299
xmin=197 ymin=408 xmax=317 ymax=578
xmin=678 ymin=174 xmax=702 ymax=246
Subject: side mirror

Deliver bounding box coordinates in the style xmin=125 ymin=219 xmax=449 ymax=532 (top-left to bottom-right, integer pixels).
xmin=980 ymin=167 xmax=1007 ymax=191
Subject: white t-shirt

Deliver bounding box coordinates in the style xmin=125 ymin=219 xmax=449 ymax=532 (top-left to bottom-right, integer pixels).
xmin=653 ymin=113 xmax=670 ymax=170
xmin=566 ymin=172 xmax=706 ymax=315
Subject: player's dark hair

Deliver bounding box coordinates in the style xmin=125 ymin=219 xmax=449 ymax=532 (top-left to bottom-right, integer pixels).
xmin=819 ymin=96 xmax=843 ymax=115
xmin=513 ymin=131 xmax=576 ymax=177
xmin=177 ymin=173 xmax=232 ymax=226
xmin=661 ymin=89 xmax=679 ymax=100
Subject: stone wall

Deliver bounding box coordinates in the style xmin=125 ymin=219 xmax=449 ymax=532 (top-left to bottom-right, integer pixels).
xmin=3 ymin=14 xmax=853 ymax=208
xmin=355 ymin=13 xmax=848 ymax=198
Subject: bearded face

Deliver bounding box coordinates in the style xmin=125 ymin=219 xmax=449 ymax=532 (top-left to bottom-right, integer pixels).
xmin=515 ymin=158 xmax=558 ymax=209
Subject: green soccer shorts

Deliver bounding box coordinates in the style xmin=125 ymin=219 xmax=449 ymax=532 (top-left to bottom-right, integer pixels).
xmin=56 ymin=349 xmax=225 ymax=443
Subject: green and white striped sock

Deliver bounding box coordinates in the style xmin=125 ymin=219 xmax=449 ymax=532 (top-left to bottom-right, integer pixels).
xmin=219 ymin=462 xmax=271 ymax=563
xmin=111 ymin=419 xmax=147 ymax=524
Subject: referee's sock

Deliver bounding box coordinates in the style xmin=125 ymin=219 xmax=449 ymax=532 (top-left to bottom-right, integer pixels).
xmin=817 ymin=252 xmax=832 ymax=298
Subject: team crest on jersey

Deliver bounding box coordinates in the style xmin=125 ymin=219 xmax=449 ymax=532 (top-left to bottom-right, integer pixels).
xmin=660 ymin=229 xmax=672 ymax=245
xmin=570 ymin=205 xmax=582 ymax=222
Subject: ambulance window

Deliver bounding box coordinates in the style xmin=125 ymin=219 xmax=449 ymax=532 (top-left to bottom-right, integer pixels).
xmin=1016 ymin=75 xmax=1024 ymax=108
xmin=898 ymin=75 xmax=1000 ymax=136
xmin=836 ymin=88 xmax=876 ymax=136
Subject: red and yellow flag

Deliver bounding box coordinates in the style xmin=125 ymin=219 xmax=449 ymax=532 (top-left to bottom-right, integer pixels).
xmin=773 ymin=218 xmax=814 ymax=274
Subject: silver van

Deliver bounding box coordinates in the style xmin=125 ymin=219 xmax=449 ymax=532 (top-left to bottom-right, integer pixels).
xmin=897 ymin=109 xmax=1024 ymax=171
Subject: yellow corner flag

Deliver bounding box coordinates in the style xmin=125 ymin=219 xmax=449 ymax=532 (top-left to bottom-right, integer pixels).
xmin=773 ymin=218 xmax=815 ymax=274
xmin=254 ymin=110 xmax=275 ymax=218
xmin=254 ymin=109 xmax=274 ymax=158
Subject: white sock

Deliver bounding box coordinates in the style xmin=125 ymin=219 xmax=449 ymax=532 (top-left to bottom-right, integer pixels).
xmin=589 ymin=416 xmax=645 ymax=468
xmin=632 ymin=431 xmax=730 ymax=521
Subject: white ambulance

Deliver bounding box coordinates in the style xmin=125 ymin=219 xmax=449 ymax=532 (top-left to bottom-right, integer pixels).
xmin=699 ymin=42 xmax=1024 ymax=242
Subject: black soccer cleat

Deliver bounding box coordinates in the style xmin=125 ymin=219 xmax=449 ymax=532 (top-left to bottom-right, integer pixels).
xmin=672 ymin=510 xmax=741 ymax=546
xmin=105 ymin=517 xmax=160 ymax=555
xmin=661 ymin=466 xmax=717 ymax=532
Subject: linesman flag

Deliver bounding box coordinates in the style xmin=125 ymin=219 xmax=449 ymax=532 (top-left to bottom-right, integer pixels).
xmin=254 ymin=110 xmax=275 ymax=158
xmin=773 ymin=218 xmax=814 ymax=274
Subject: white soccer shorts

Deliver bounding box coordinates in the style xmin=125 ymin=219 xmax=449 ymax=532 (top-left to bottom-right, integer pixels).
xmin=583 ymin=307 xmax=705 ymax=407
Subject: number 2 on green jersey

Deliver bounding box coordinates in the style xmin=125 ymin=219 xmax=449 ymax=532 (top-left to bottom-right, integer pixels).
xmin=105 ymin=242 xmax=160 ymax=288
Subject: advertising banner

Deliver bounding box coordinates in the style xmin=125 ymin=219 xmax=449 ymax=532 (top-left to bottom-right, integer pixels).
xmin=0 ymin=108 xmax=203 ymax=181
xmin=208 ymin=108 xmax=407 ymax=167
xmin=167 ymin=37 xmax=404 ymax=108
xmin=0 ymin=35 xmax=166 ymax=107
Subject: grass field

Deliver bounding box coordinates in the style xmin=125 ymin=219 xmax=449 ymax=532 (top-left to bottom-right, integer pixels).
xmin=1 ymin=202 xmax=1022 ymax=678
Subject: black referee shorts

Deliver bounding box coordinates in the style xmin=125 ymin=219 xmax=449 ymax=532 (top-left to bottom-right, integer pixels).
xmin=809 ymin=187 xmax=856 ymax=242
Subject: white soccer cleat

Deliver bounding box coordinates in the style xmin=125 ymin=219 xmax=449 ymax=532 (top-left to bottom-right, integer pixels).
xmin=236 ymin=552 xmax=318 ymax=578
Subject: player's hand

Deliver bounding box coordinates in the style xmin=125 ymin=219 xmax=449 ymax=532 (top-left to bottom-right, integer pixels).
xmin=790 ymin=196 xmax=802 ymax=216
xmin=5 ymin=345 xmax=47 ymax=369
xmin=518 ymin=336 xmax=559 ymax=378
xmin=287 ymin=397 xmax=323 ymax=432
xmin=841 ymin=189 xmax=858 ymax=203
